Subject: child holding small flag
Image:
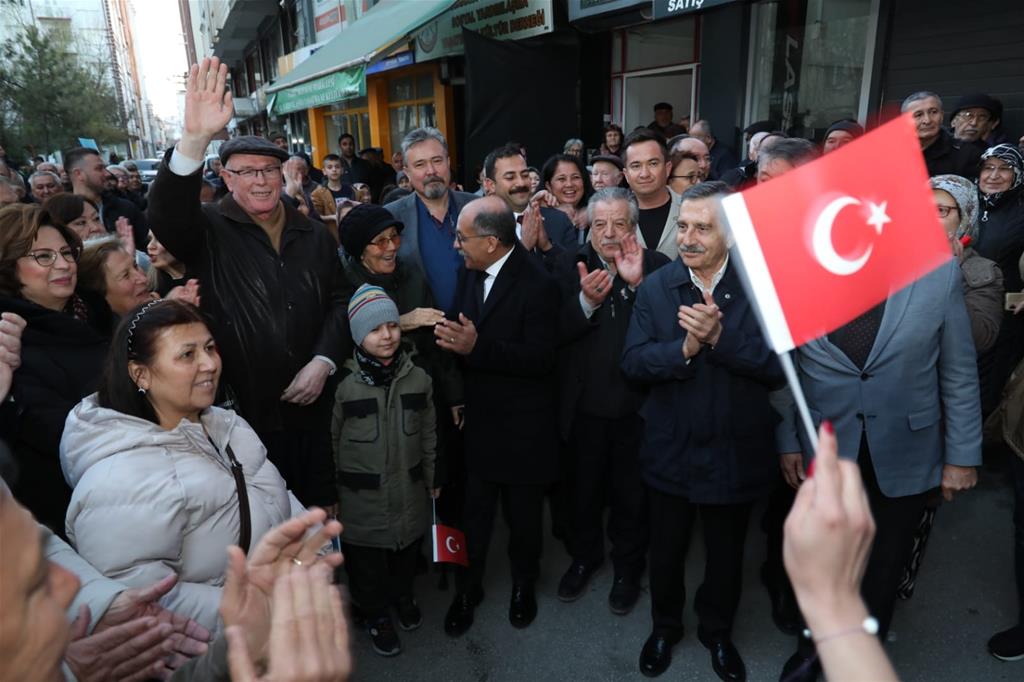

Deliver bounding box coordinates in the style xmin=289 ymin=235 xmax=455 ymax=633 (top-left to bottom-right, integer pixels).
xmin=331 ymin=284 xmax=440 ymax=657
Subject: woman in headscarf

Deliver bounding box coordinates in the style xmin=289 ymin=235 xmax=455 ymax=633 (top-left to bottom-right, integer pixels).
xmin=974 ymin=145 xmax=1024 ymax=414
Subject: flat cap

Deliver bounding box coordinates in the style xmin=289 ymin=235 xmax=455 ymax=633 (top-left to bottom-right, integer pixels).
xmin=590 ymin=154 xmax=624 ymax=170
xmin=825 ymin=119 xmax=865 ymax=139
xmin=219 ymin=135 xmax=290 ymax=165
xmin=744 ymin=120 xmax=777 ymax=136
xmin=951 ymin=93 xmax=1003 ymax=120
xmin=653 ymin=102 xmax=673 ymax=111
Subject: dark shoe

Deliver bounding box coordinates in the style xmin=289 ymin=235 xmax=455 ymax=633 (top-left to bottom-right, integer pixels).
xmin=444 ymin=588 xmax=483 ymax=637
xmin=698 ymin=627 xmax=746 ymax=682
xmin=761 ymin=564 xmax=802 ymax=635
xmin=558 ymin=560 xmax=601 ymax=602
xmin=608 ymin=575 xmax=641 ymax=615
xmin=509 ymin=584 xmax=537 ymax=628
xmin=368 ymin=616 xmax=401 ymax=657
xmin=395 ymin=596 xmax=422 ymax=631
xmin=639 ymin=632 xmax=679 ymax=677
xmin=989 ymin=625 xmax=1024 ymax=661
xmin=779 ymin=649 xmax=821 ymax=682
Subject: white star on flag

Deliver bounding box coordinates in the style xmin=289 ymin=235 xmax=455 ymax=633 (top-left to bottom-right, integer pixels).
xmin=866 ymin=201 xmax=891 ymax=233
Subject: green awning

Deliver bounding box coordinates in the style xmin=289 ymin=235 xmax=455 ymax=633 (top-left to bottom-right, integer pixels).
xmin=266 ymin=0 xmax=455 ymax=112
xmin=270 ymin=66 xmax=366 ymax=115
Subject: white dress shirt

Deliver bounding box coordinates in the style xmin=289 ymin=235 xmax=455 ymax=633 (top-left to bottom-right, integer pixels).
xmin=483 ymin=246 xmax=515 ymax=301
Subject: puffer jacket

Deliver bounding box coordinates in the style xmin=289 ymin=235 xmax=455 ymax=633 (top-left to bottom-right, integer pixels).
xmin=331 ymin=350 xmax=436 ymax=550
xmin=61 ymin=395 xmax=303 ymax=631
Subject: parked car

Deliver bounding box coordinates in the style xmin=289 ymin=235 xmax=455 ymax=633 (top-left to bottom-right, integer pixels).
xmin=129 ymin=158 xmax=161 ymax=182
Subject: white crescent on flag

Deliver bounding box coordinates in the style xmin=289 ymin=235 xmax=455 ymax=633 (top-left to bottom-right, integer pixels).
xmin=446 ymin=536 xmax=460 ymax=553
xmin=812 ymin=196 xmax=868 ymax=276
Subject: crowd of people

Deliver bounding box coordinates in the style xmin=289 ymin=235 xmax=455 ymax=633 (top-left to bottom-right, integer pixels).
xmin=0 ymin=55 xmax=1022 ymax=682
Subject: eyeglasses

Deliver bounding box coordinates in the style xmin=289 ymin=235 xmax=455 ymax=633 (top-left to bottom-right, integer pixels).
xmin=368 ymin=233 xmax=401 ymax=249
xmin=454 ymin=232 xmax=490 ymax=244
xmin=955 ymin=111 xmax=991 ymax=123
xmin=670 ymin=173 xmax=701 ymax=183
xmin=22 ymin=246 xmax=80 ymax=267
xmin=223 ymin=166 xmax=283 ymax=180
xmin=935 ymin=205 xmax=960 ymax=218
xmin=980 ymin=164 xmax=1012 ymax=176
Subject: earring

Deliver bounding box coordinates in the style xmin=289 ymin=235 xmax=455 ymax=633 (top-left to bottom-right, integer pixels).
xmin=138 ymin=386 xmax=146 ymax=394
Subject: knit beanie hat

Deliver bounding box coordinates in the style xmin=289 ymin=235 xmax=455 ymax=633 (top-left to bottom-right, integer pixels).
xmin=339 ymin=203 xmax=404 ymax=259
xmin=348 ymin=283 xmax=399 ymax=346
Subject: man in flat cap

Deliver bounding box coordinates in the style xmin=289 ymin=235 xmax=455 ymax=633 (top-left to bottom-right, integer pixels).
xmin=951 ymin=93 xmax=1007 ymax=148
xmin=822 ymin=119 xmax=864 ymax=154
xmin=146 ymin=57 xmax=350 ymax=510
xmin=648 ymin=103 xmax=687 ymax=139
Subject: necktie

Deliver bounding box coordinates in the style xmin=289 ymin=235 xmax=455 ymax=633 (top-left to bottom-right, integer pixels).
xmin=476 ymin=271 xmax=487 ymax=312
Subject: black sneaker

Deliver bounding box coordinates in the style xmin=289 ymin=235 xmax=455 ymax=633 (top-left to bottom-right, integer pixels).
xmin=368 ymin=616 xmax=401 ymax=657
xmin=989 ymin=625 xmax=1024 ymax=661
xmin=609 ymin=575 xmax=641 ymax=615
xmin=558 ymin=561 xmax=601 ymax=602
xmin=396 ymin=596 xmax=423 ymax=631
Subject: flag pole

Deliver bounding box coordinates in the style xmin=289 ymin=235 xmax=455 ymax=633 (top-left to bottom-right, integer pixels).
xmin=432 ymin=496 xmax=437 ymax=526
xmin=778 ymin=350 xmax=819 ymax=451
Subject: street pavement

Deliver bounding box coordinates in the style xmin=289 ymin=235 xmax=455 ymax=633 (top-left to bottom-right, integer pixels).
xmin=347 ymin=463 xmax=1020 ymax=681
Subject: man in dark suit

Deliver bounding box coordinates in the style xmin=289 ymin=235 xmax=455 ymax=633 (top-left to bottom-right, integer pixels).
xmin=482 ymin=144 xmax=577 ymax=253
xmin=622 ymin=181 xmax=786 ymax=681
xmin=384 ymin=127 xmax=478 ymax=314
xmin=554 ymin=187 xmax=670 ymax=615
xmin=434 ymin=196 xmax=561 ymax=637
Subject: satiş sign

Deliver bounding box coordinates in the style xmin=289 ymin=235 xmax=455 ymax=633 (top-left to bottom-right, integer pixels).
xmin=652 ymin=0 xmax=741 ymax=19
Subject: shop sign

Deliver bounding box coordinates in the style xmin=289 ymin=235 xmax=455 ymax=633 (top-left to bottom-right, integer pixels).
xmin=271 ymin=65 xmax=367 ymax=116
xmin=568 ymin=0 xmax=650 ymax=21
xmin=415 ymin=0 xmax=554 ymax=62
xmin=366 ymin=51 xmax=416 ymax=75
xmin=313 ymin=0 xmax=346 ymax=43
xmin=652 ymin=0 xmax=743 ymax=19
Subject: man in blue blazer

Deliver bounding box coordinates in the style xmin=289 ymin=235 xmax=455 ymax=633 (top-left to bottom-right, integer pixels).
xmin=384 ymin=127 xmax=478 ymax=314
xmin=777 ymin=258 xmax=982 ymax=681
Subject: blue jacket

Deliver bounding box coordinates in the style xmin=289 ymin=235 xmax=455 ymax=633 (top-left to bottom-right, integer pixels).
xmin=622 ymin=259 xmax=784 ymax=503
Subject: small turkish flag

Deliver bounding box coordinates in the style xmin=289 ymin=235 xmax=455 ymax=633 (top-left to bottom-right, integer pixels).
xmin=722 ymin=114 xmax=951 ymax=352
xmin=432 ymin=523 xmax=468 ymax=566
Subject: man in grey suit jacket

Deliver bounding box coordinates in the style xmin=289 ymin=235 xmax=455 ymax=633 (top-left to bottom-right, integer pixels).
xmin=777 ymin=259 xmax=982 ymax=681
xmin=384 ymin=127 xmax=478 ymax=313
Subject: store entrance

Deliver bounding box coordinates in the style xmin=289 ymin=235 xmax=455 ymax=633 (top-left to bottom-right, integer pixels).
xmin=622 ymin=66 xmax=695 ymax=132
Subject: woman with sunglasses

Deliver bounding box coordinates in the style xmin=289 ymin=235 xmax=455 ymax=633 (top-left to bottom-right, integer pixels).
xmin=0 ymin=203 xmax=115 ymax=533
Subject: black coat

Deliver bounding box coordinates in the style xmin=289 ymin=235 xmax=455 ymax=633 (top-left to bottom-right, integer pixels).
xmin=708 ymin=143 xmax=739 ymax=182
xmin=146 ymin=152 xmax=351 ymax=434
xmin=554 ymin=243 xmax=670 ymax=440
xmin=621 ymin=260 xmax=784 ymax=503
xmin=100 ymin=192 xmax=149 ymax=247
xmin=923 ymin=129 xmax=982 ymax=179
xmin=0 ymin=292 xmax=114 ymax=533
xmin=450 ymin=245 xmax=560 ymax=484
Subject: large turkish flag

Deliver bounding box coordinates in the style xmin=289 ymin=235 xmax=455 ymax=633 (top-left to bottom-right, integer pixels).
xmin=722 ymin=114 xmax=952 ymax=353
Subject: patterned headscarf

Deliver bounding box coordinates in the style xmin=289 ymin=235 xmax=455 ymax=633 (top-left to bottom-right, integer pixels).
xmin=978 ymin=144 xmax=1024 ymax=218
xmin=930 ymin=174 xmax=979 ymax=242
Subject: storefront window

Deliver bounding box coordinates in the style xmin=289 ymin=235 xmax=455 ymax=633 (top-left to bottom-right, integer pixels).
xmin=611 ymin=18 xmax=697 ymax=130
xmin=747 ymin=0 xmax=873 ymax=139
xmin=621 ymin=18 xmax=696 ymax=72
xmin=387 ymin=73 xmax=436 ymax=148
xmin=324 ymin=96 xmax=371 ymax=154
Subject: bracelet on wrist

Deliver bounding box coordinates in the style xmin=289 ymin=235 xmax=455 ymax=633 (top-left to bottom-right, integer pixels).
xmin=803 ymin=616 xmax=879 ymax=645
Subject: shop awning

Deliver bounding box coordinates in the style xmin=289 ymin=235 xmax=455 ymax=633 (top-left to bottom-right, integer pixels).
xmin=266 ymin=0 xmax=455 ymax=115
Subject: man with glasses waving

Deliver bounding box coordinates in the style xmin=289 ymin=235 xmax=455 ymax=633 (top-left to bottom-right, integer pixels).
xmin=146 ymin=57 xmax=350 ymax=512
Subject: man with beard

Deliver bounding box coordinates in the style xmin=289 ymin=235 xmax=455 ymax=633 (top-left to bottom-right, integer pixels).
xmin=64 ymin=147 xmax=148 ymax=247
xmin=384 ymin=127 xmax=477 ymax=314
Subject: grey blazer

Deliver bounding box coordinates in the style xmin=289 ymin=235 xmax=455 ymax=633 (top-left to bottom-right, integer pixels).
xmin=777 ymin=260 xmax=982 ymax=498
xmin=385 ymin=189 xmax=479 ymax=278
xmin=635 ymin=188 xmax=682 ymax=261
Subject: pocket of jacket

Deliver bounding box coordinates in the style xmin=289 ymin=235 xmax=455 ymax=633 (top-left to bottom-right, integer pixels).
xmin=342 ymin=398 xmax=380 ymax=443
xmin=400 ymin=392 xmax=427 ymax=436
xmin=907 ymin=405 xmax=941 ymax=431
xmin=409 ymin=461 xmax=424 ymax=482
xmin=338 ymin=470 xmax=381 ymax=490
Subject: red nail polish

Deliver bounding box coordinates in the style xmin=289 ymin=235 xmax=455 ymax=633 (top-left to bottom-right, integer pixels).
xmin=806 ymin=459 xmax=816 ymax=478
xmin=823 ymin=420 xmax=834 ymax=435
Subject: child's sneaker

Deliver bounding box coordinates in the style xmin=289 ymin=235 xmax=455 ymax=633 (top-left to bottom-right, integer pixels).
xmin=396 ymin=596 xmax=422 ymax=631
xmin=368 ymin=616 xmax=401 ymax=656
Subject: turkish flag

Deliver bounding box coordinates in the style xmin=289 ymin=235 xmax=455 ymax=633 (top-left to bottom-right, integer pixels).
xmin=432 ymin=523 xmax=469 ymax=566
xmin=722 ymin=114 xmax=951 ymax=353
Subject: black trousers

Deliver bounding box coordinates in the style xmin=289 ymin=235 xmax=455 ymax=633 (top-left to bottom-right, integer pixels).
xmin=648 ymin=486 xmax=753 ymax=639
xmin=342 ymin=540 xmax=422 ymax=621
xmin=567 ymin=412 xmax=648 ymax=579
xmin=761 ymin=476 xmax=797 ymax=597
xmin=455 ymin=474 xmax=546 ymax=593
xmin=1012 ymin=454 xmax=1024 ymax=623
xmin=263 ymin=428 xmax=337 ymax=508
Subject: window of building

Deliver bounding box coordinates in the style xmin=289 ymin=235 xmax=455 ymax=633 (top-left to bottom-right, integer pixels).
xmin=230 ymin=67 xmax=247 ymax=97
xmin=324 ymin=96 xmax=371 ymax=155
xmin=747 ymin=0 xmax=874 ymax=139
xmin=387 ymin=72 xmax=436 ymax=149
xmin=245 ymin=51 xmax=261 ymax=94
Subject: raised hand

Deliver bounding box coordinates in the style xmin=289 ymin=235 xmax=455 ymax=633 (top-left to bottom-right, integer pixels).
xmin=0 ymin=312 xmax=26 ymax=401
xmin=166 ymin=278 xmax=201 ymax=307
xmin=577 ymin=262 xmax=612 ymax=309
xmin=677 ymin=289 xmax=723 ymax=347
xmin=180 ymin=58 xmax=234 ymax=160
xmin=435 ymin=314 xmax=478 ymax=355
xmin=115 ymin=216 xmax=135 ymax=254
xmin=399 ymin=307 xmax=446 ymax=331
xmin=66 ymin=606 xmax=177 ymax=682
xmin=613 ymin=232 xmax=644 ymax=287
xmin=519 ymin=206 xmax=542 ymax=250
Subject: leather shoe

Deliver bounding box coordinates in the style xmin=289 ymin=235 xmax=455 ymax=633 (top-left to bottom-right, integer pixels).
xmin=509 ymin=584 xmax=537 ymax=628
xmin=779 ymin=649 xmax=821 ymax=682
xmin=639 ymin=632 xmax=679 ymax=677
xmin=761 ymin=565 xmax=802 ymax=635
xmin=443 ymin=587 xmax=483 ymax=637
xmin=608 ymin=575 xmax=641 ymax=615
xmin=558 ymin=560 xmax=601 ymax=602
xmin=698 ymin=627 xmax=746 ymax=682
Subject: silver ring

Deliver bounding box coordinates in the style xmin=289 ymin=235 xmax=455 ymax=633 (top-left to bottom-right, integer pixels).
xmin=449 ymin=337 xmax=455 ymax=343
xmin=291 ymin=558 xmax=303 ymax=567
xmin=596 ymin=287 xmax=603 ymax=293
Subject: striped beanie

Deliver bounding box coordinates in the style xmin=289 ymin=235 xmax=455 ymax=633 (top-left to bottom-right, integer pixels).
xmin=348 ymin=283 xmax=399 ymax=345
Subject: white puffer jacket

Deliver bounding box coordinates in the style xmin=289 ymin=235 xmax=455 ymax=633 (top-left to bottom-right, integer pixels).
xmin=61 ymin=394 xmax=303 ymax=631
